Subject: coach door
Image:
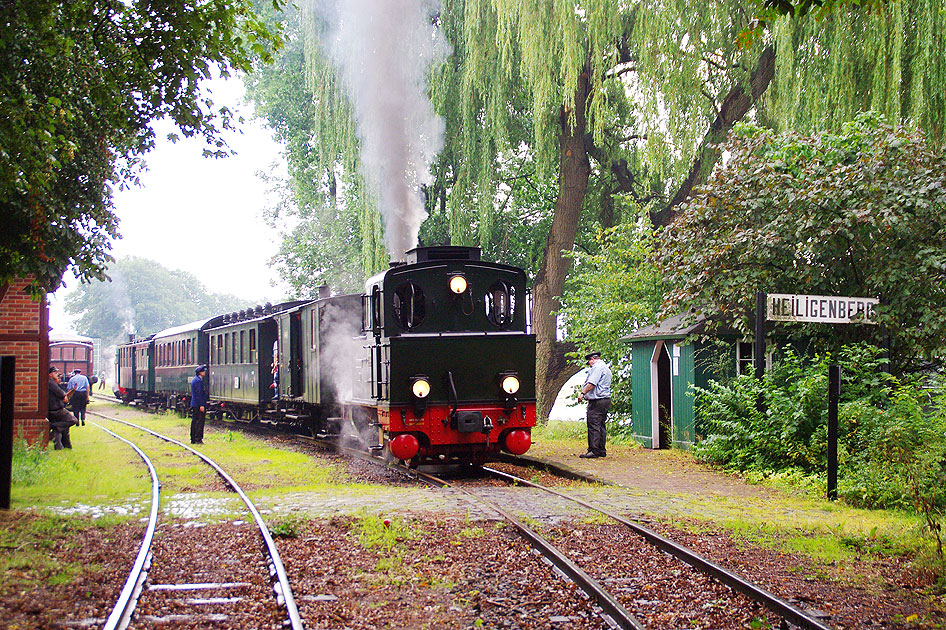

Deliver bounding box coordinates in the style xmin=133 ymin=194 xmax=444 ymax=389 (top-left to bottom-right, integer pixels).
xmin=290 ymin=311 xmax=304 ymax=398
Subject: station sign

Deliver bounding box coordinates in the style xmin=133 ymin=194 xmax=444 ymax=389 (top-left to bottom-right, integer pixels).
xmin=766 ymin=293 xmax=879 ymax=325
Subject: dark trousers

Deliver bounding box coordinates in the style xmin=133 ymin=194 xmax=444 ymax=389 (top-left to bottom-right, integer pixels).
xmin=48 ymin=408 xmax=76 ymax=450
xmin=190 ymin=407 xmax=206 ymax=444
xmin=586 ymin=397 xmax=610 ymax=456
xmin=71 ymin=392 xmax=88 ymax=424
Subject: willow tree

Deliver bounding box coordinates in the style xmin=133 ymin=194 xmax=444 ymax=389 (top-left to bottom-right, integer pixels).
xmin=436 ymin=0 xmax=776 ymax=420
xmin=768 ymin=0 xmax=945 ymax=144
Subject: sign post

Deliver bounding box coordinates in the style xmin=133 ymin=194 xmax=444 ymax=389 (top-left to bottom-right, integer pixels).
xmin=827 ymin=365 xmax=840 ymax=501
xmin=764 ymin=293 xmax=878 ymax=501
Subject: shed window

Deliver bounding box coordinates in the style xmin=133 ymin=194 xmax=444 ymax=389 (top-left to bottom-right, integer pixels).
xmin=393 ymin=282 xmax=425 ymax=330
xmin=737 ymin=340 xmax=774 ymax=374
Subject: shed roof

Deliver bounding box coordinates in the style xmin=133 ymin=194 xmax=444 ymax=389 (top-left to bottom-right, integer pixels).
xmin=621 ymin=312 xmax=739 ymax=343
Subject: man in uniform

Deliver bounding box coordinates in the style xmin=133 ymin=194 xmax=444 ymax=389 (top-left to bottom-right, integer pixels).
xmin=67 ymin=368 xmax=91 ymax=426
xmin=577 ymin=351 xmax=612 ymax=459
xmin=190 ymin=365 xmax=208 ymax=444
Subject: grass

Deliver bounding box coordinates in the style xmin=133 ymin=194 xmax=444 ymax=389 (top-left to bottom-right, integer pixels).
xmin=0 ymin=511 xmax=117 ymax=593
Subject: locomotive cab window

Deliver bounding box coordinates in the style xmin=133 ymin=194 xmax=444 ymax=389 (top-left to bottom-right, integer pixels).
xmin=393 ymin=282 xmax=425 ymax=330
xmin=485 ymin=280 xmax=516 ymax=327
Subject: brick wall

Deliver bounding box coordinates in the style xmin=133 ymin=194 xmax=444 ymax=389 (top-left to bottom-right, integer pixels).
xmin=0 ymin=279 xmax=49 ymax=445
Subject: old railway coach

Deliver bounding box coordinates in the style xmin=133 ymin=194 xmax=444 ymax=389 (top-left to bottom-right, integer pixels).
xmin=112 ymin=246 xmax=537 ymax=464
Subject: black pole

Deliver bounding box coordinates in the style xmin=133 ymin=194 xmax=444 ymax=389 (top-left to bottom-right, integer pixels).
xmin=827 ymin=364 xmax=840 ymax=501
xmin=0 ymin=356 xmax=15 ymax=510
xmin=754 ymin=292 xmax=766 ymax=381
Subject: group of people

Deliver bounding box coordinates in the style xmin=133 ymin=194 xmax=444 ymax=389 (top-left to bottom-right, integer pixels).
xmin=46 ymin=367 xmax=92 ymax=450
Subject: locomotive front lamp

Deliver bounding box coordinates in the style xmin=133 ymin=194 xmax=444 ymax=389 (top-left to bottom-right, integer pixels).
xmin=449 ymin=274 xmax=468 ymax=294
xmin=501 ymin=373 xmax=520 ymax=395
xmin=411 ymin=376 xmax=431 ymax=398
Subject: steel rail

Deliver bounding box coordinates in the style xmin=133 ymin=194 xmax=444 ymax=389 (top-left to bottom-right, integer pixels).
xmin=88 ymin=411 xmax=305 ymax=630
xmin=90 ymin=421 xmax=160 ymax=630
xmin=409 ymin=468 xmax=646 ymax=630
xmin=483 ymin=466 xmax=834 ymax=630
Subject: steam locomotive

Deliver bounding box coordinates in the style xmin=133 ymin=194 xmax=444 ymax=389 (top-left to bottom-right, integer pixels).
xmin=114 ymin=246 xmax=537 ymax=463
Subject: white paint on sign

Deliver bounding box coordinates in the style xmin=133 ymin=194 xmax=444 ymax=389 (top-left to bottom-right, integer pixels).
xmin=767 ymin=293 xmax=879 ymax=324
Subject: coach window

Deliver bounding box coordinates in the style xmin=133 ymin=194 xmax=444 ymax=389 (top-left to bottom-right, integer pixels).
xmin=225 ymin=333 xmax=231 ymax=364
xmin=239 ymin=330 xmax=245 ymax=363
xmin=62 ymin=347 xmax=73 ymax=361
xmin=51 ymin=347 xmax=61 ymax=361
xmin=249 ymin=329 xmax=257 ymax=363
xmin=393 ymin=281 xmax=425 ymax=330
xmin=217 ymin=335 xmax=224 ymax=365
xmin=485 ymin=280 xmax=516 ymax=328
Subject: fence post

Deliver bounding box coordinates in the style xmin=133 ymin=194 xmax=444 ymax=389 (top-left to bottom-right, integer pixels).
xmin=0 ymin=356 xmax=15 ymax=510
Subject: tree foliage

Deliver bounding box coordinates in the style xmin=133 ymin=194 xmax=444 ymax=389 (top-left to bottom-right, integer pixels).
xmin=558 ymin=211 xmax=666 ymax=414
xmin=65 ymin=257 xmax=249 ymax=343
xmin=769 ymin=0 xmax=945 ymax=144
xmin=0 ymin=0 xmax=284 ymax=294
xmin=660 ymin=114 xmax=946 ymax=369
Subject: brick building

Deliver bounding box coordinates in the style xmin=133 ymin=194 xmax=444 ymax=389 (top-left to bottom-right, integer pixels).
xmin=0 ymin=278 xmax=49 ymax=445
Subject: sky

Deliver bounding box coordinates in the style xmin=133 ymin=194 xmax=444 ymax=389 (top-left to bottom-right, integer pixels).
xmin=48 ymin=76 xmax=289 ymax=334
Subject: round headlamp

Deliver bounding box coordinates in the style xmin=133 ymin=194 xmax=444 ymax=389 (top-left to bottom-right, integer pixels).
xmin=501 ymin=375 xmax=520 ymax=395
xmin=449 ymin=274 xmax=468 ymax=294
xmin=411 ymin=378 xmax=431 ymax=399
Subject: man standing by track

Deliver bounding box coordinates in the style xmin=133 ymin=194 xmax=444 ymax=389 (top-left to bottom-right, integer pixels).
xmin=577 ymin=351 xmax=612 ymax=459
xmin=67 ymin=368 xmax=91 ymax=426
xmin=190 ymin=365 xmax=208 ymax=445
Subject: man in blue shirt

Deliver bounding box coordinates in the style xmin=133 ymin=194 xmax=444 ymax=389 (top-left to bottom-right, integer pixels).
xmin=577 ymin=351 xmax=612 ymax=458
xmin=67 ymin=369 xmax=91 ymax=426
xmin=190 ymin=365 xmax=208 ymax=444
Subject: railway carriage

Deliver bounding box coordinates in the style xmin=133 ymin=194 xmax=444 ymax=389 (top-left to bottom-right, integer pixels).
xmin=49 ymin=333 xmax=95 ymax=383
xmin=115 ymin=334 xmax=155 ymax=404
xmin=272 ymin=293 xmax=363 ymax=433
xmin=207 ymin=302 xmax=306 ymax=421
xmin=153 ymin=315 xmax=225 ymax=413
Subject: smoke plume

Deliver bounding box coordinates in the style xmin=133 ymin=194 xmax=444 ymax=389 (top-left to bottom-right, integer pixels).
xmin=311 ymin=0 xmax=450 ymax=260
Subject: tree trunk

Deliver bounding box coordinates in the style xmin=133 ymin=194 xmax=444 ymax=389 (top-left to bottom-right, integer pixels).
xmin=532 ymin=66 xmax=592 ymax=422
xmin=651 ymin=45 xmax=776 ymax=227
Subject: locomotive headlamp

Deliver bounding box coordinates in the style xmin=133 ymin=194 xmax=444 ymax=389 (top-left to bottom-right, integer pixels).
xmin=449 ymin=274 xmax=468 ymax=294
xmin=501 ymin=373 xmax=520 ymax=395
xmin=411 ymin=376 xmax=431 ymax=398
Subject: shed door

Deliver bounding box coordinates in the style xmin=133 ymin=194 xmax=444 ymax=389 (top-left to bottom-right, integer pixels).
xmin=650 ymin=341 xmax=672 ymax=449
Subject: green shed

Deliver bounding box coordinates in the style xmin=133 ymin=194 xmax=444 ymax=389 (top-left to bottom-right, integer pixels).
xmin=622 ymin=314 xmax=766 ymax=449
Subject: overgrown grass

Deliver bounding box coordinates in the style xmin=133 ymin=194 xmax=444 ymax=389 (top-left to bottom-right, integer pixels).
xmin=0 ymin=512 xmax=117 ymax=591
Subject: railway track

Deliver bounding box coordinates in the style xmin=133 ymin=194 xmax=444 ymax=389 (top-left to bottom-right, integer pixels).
xmin=87 ymin=410 xmax=305 ymax=630
xmin=290 ymin=433 xmax=835 ymax=629
xmin=102 ymin=401 xmax=834 ymax=628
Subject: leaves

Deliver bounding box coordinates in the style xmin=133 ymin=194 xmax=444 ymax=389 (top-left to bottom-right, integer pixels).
xmin=660 ymin=114 xmax=946 ymax=370
xmin=0 ymin=0 xmax=284 ymax=293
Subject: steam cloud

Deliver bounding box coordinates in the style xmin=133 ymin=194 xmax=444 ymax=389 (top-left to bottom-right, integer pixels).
xmin=310 ymin=0 xmax=450 ymax=260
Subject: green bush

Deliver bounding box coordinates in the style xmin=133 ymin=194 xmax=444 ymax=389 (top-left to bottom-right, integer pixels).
xmin=694 ymin=344 xmax=946 ymax=519
xmin=11 ymin=439 xmax=50 ymax=486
